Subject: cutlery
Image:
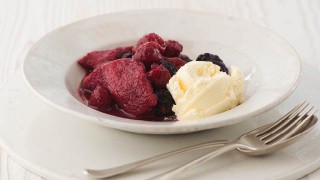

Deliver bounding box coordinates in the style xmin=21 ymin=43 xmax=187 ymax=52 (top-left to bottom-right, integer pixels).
xmin=83 ymin=140 xmax=228 ymax=178
xmin=83 ymin=102 xmax=316 ymax=179
xmin=150 ymin=102 xmax=317 ymax=179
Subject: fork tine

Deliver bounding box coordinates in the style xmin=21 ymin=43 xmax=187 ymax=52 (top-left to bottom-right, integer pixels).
xmin=264 ymin=106 xmax=317 ymax=144
xmin=288 ymin=102 xmax=310 ymax=120
xmin=259 ymin=102 xmax=309 ymax=140
xmin=262 ymin=106 xmax=314 ymax=142
xmin=256 ymin=101 xmax=308 ymax=137
xmin=271 ymin=109 xmax=318 ymax=143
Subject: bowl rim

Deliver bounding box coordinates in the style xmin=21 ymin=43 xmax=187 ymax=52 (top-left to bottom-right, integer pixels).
xmin=22 ymin=9 xmax=301 ymax=134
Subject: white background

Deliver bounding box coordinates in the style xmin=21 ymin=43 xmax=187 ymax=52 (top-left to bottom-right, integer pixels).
xmin=0 ymin=0 xmax=319 ymax=179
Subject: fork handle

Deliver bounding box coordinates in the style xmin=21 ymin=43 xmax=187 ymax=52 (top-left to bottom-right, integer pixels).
xmin=83 ymin=140 xmax=229 ymax=178
xmin=149 ymin=143 xmax=245 ymax=180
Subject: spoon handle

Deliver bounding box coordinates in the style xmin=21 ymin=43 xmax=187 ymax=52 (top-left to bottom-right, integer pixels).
xmin=149 ymin=143 xmax=244 ymax=180
xmin=83 ymin=140 xmax=229 ymax=178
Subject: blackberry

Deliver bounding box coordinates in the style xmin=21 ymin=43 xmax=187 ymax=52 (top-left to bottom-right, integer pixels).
xmin=196 ymin=53 xmax=221 ymax=61
xmin=121 ymin=52 xmax=133 ymax=58
xmin=161 ymin=60 xmax=177 ymax=76
xmin=196 ymin=53 xmax=229 ymax=74
xmin=179 ymin=54 xmax=192 ymax=62
xmin=153 ymin=90 xmax=175 ymax=116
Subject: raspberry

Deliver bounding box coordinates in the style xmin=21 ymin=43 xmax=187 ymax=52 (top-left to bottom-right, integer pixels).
xmin=147 ymin=64 xmax=171 ymax=89
xmin=179 ymin=54 xmax=192 ymax=62
xmin=88 ymin=85 xmax=113 ymax=110
xmin=163 ymin=40 xmax=183 ymax=57
xmin=164 ymin=57 xmax=186 ymax=70
xmin=133 ymin=33 xmax=165 ymax=53
xmin=161 ymin=60 xmax=177 ymax=76
xmin=196 ymin=53 xmax=229 ymax=74
xmin=78 ymin=46 xmax=133 ymax=71
xmin=133 ymin=42 xmax=163 ymax=67
xmin=153 ymin=90 xmax=175 ymax=116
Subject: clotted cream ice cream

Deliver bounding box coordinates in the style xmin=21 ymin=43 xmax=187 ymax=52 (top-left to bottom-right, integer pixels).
xmin=167 ymin=61 xmax=245 ymax=121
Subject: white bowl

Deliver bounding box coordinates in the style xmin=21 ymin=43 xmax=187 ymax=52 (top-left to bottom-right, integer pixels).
xmin=23 ymin=10 xmax=300 ymax=134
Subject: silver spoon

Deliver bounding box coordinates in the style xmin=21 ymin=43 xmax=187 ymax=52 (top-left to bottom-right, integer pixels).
xmin=150 ymin=103 xmax=317 ymax=179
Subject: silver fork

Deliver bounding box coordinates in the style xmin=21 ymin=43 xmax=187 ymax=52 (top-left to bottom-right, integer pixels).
xmin=83 ymin=102 xmax=316 ymax=179
xmin=150 ymin=102 xmax=318 ymax=180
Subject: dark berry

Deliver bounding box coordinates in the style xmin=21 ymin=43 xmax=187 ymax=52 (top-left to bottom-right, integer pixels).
xmin=164 ymin=57 xmax=186 ymax=70
xmin=133 ymin=42 xmax=163 ymax=67
xmin=196 ymin=53 xmax=229 ymax=74
xmin=161 ymin=60 xmax=177 ymax=76
xmin=196 ymin=53 xmax=221 ymax=62
xmin=147 ymin=64 xmax=171 ymax=89
xmin=163 ymin=40 xmax=183 ymax=57
xmin=133 ymin=33 xmax=165 ymax=53
xmin=121 ymin=52 xmax=132 ymax=58
xmin=179 ymin=54 xmax=192 ymax=62
xmin=153 ymin=90 xmax=175 ymax=116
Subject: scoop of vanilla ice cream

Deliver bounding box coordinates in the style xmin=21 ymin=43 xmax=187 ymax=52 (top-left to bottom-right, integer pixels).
xmin=167 ymin=61 xmax=245 ymax=121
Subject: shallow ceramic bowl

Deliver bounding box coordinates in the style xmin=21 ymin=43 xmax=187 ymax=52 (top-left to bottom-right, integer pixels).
xmin=23 ymin=10 xmax=300 ymax=134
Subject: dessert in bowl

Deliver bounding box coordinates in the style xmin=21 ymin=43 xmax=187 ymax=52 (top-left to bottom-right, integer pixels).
xmin=22 ymin=10 xmax=300 ymax=134
xmin=77 ymin=33 xmax=245 ymax=122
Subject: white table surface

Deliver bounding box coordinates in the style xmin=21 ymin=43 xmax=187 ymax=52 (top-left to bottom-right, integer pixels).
xmin=0 ymin=0 xmax=319 ymax=179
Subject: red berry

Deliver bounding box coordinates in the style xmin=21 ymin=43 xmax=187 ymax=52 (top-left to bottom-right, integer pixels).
xmin=133 ymin=42 xmax=163 ymax=67
xmin=99 ymin=59 xmax=158 ymax=116
xmin=163 ymin=40 xmax=183 ymax=57
xmin=164 ymin=57 xmax=186 ymax=70
xmin=80 ymin=68 xmax=103 ymax=91
xmin=89 ymin=85 xmax=113 ymax=110
xmin=77 ymin=46 xmax=133 ymax=71
xmin=147 ymin=64 xmax=171 ymax=89
xmin=133 ymin=33 xmax=165 ymax=53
